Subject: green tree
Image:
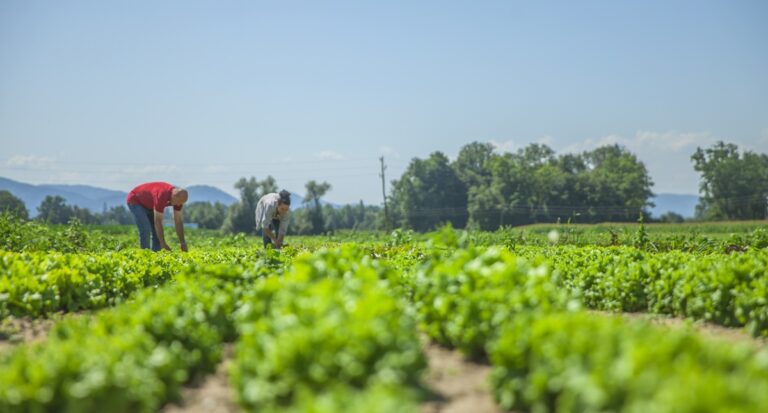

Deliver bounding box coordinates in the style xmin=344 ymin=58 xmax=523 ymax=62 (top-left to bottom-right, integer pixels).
xmin=692 ymin=141 xmax=768 ymax=220
xmin=97 ymin=205 xmax=134 ymax=225
xmin=322 ymin=201 xmax=383 ymax=232
xmin=186 ymin=201 xmax=228 ymax=229
xmin=0 ymin=190 xmax=29 ymax=220
xmin=390 ymin=151 xmax=468 ymax=231
xmin=453 ymin=141 xmax=496 ymax=188
xmin=36 ymin=195 xmax=73 ymax=224
xmin=304 ymin=180 xmax=331 ymax=234
xmin=223 ymin=176 xmax=277 ymax=234
xmin=464 ymin=143 xmax=654 ymax=229
xmin=581 ymin=144 xmax=654 ymax=222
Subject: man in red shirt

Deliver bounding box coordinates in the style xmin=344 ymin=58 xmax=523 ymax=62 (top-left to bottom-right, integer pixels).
xmin=126 ymin=182 xmax=189 ymax=251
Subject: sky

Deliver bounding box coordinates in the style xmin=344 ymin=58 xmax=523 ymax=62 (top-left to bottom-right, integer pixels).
xmin=1 ymin=0 xmax=767 ymax=204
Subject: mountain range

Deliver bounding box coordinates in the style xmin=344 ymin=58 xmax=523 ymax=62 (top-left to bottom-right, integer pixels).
xmin=0 ymin=177 xmax=341 ymax=216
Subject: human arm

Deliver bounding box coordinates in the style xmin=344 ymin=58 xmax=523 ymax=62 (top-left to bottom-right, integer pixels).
xmin=153 ymin=210 xmax=171 ymax=251
xmin=173 ymin=209 xmax=187 ymax=252
xmin=276 ymin=214 xmax=289 ymax=248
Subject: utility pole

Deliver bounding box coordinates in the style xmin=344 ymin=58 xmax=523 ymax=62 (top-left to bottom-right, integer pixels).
xmin=379 ymin=156 xmax=390 ymax=230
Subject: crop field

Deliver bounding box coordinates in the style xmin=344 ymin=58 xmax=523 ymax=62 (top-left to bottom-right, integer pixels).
xmin=1 ymin=215 xmax=767 ymax=413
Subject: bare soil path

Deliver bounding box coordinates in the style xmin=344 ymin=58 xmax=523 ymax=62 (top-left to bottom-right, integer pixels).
xmin=160 ymin=344 xmax=239 ymax=413
xmin=420 ymin=340 xmax=504 ymax=413
xmin=0 ymin=315 xmax=63 ymax=353
xmin=600 ymin=311 xmax=768 ymax=348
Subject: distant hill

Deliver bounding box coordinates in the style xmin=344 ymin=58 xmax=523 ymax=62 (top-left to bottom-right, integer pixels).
xmin=0 ymin=178 xmax=240 ymax=216
xmin=649 ymin=193 xmax=700 ymax=218
xmin=0 ymin=177 xmax=340 ymax=216
xmin=0 ymin=177 xmax=126 ymax=215
xmin=186 ymin=185 xmax=237 ymax=206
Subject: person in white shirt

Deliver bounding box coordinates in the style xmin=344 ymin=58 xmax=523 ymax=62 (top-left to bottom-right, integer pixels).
xmin=255 ymin=190 xmax=291 ymax=249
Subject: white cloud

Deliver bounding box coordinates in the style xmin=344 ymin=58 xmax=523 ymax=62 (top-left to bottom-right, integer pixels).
xmin=564 ymin=130 xmax=714 ymax=195
xmin=5 ymin=154 xmax=56 ymax=169
xmin=489 ymin=139 xmax=517 ymax=153
xmin=316 ymin=150 xmax=344 ymax=160
xmin=378 ymin=146 xmax=401 ymax=159
xmin=635 ymin=131 xmax=708 ymax=152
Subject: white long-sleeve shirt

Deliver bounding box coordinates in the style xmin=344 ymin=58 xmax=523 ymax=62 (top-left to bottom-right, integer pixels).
xmin=254 ymin=193 xmax=290 ymax=236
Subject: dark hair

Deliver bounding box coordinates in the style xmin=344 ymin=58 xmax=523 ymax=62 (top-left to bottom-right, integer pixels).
xmin=278 ymin=189 xmax=291 ymax=205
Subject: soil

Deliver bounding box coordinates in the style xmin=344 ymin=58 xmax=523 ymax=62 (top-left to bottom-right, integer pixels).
xmin=602 ymin=311 xmax=768 ymax=348
xmin=160 ymin=344 xmax=240 ymax=413
xmin=0 ymin=316 xmax=59 ymax=353
xmin=420 ymin=340 xmax=505 ymax=413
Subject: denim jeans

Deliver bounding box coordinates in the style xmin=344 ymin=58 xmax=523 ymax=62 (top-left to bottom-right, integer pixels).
xmin=262 ymin=218 xmax=282 ymax=248
xmin=128 ymin=203 xmax=161 ymax=251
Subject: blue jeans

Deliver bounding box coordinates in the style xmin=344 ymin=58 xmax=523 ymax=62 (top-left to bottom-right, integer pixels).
xmin=128 ymin=203 xmax=161 ymax=251
xmin=262 ymin=218 xmax=282 ymax=248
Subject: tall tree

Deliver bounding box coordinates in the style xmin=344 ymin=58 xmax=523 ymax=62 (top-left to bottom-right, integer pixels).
xmin=304 ymin=180 xmax=331 ymax=234
xmin=223 ymin=176 xmax=277 ymax=234
xmin=453 ymin=141 xmax=496 ymax=188
xmin=36 ymin=195 xmax=73 ymax=224
xmin=692 ymin=141 xmax=768 ymax=220
xmin=581 ymin=144 xmax=654 ymax=222
xmin=186 ymin=201 xmax=228 ymax=229
xmin=0 ymin=190 xmax=29 ymax=220
xmin=98 ymin=205 xmax=134 ymax=225
xmin=390 ymin=151 xmax=468 ymax=231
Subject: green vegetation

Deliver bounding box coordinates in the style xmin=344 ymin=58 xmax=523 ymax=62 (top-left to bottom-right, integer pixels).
xmin=0 ymin=220 xmax=767 ymax=412
xmin=490 ymin=312 xmax=768 ymax=413
xmin=0 ymin=271 xmax=242 ymax=412
xmin=232 ymin=247 xmax=425 ymax=411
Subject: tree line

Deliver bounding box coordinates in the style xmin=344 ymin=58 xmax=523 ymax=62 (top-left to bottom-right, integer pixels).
xmin=387 ymin=140 xmax=768 ymax=231
xmin=1 ymin=140 xmax=766 ymax=233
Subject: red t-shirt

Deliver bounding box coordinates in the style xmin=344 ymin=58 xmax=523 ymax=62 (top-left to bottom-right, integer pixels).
xmin=126 ymin=182 xmax=183 ymax=212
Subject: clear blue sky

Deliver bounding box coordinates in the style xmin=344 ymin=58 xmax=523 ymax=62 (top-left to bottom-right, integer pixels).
xmin=1 ymin=1 xmax=767 ymax=204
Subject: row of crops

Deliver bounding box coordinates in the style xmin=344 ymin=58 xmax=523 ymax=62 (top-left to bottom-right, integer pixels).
xmin=1 ymin=224 xmax=767 ymax=412
xmin=412 ymin=243 xmax=768 ymax=412
xmin=4 ymin=237 xmax=766 ymax=336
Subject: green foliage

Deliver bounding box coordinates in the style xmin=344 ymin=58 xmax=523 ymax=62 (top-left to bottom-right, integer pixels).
xmin=184 ymin=201 xmax=228 ymax=230
xmin=0 ymin=248 xmax=261 ymax=319
xmin=489 ymin=312 xmax=768 ymax=413
xmin=322 ymin=201 xmax=383 ymax=232
xmin=0 ymin=274 xmax=241 ymax=413
xmin=223 ymin=176 xmax=277 ymax=234
xmin=302 ymin=180 xmax=332 ymax=235
xmin=261 ymin=384 xmax=420 ymax=413
xmin=692 ymin=141 xmax=768 ymax=220
xmin=390 ymin=151 xmax=468 ymax=231
xmin=412 ymin=244 xmax=571 ymax=358
xmin=0 ymin=191 xmax=28 ymax=220
xmin=466 ymin=143 xmax=654 ymax=230
xmin=0 ymin=214 xmax=128 ymax=253
xmin=533 ymin=246 xmax=768 ymax=336
xmin=231 ymin=247 xmax=425 ymax=411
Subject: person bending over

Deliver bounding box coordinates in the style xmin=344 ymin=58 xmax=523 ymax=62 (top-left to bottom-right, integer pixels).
xmin=255 ymin=190 xmax=291 ymax=249
xmin=126 ymin=182 xmax=188 ymax=251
